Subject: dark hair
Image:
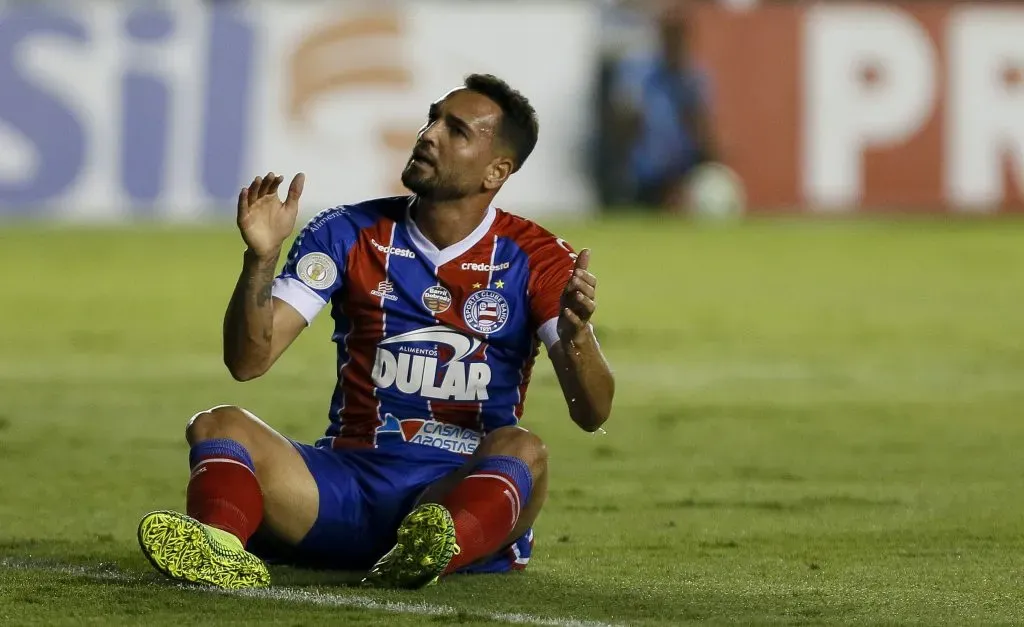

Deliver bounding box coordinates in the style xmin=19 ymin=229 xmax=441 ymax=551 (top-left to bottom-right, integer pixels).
xmin=463 ymin=73 xmax=539 ymax=172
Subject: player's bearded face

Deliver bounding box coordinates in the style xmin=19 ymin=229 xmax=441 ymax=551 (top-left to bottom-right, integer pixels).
xmin=401 ymin=90 xmax=502 ymax=200
xmin=401 ymin=149 xmax=469 ymax=200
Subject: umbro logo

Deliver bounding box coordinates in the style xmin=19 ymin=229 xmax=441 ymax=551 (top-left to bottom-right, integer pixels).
xmin=370 ymin=280 xmax=399 ymax=302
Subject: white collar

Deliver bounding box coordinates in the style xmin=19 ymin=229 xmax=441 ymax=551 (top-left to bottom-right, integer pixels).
xmin=404 ymin=198 xmax=497 ymax=268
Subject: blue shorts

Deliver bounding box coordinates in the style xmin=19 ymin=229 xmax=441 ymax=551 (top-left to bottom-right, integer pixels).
xmin=247 ymin=439 xmax=533 ymax=574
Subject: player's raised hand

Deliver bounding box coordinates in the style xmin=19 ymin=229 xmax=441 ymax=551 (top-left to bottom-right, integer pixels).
xmin=557 ymin=248 xmax=597 ymax=346
xmin=236 ymin=171 xmax=305 ymax=258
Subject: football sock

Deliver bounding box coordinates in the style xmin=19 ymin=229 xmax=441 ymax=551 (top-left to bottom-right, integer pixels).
xmin=186 ymin=438 xmax=263 ymax=545
xmin=441 ymin=455 xmax=533 ymax=573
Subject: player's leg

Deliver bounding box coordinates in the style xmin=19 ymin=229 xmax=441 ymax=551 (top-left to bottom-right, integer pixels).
xmin=183 ymin=405 xmax=320 ymax=544
xmin=362 ymin=425 xmax=547 ymax=588
xmin=428 ymin=426 xmax=547 ymax=560
xmin=137 ymin=405 xmax=319 ymax=589
xmin=440 ymin=426 xmax=547 ymax=571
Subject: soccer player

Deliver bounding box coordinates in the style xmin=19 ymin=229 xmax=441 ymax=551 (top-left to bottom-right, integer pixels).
xmin=137 ymin=74 xmax=615 ymax=590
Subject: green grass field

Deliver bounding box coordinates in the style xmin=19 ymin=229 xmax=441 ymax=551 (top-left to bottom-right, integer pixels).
xmin=2 ymin=216 xmax=1023 ymax=625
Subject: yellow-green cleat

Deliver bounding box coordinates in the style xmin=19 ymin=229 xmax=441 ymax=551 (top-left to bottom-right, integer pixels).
xmin=361 ymin=503 xmax=460 ymax=589
xmin=137 ymin=510 xmax=270 ymax=590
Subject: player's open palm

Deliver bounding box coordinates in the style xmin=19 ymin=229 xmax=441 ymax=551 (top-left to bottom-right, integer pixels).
xmin=237 ymin=171 xmax=305 ymax=257
xmin=557 ymin=248 xmax=597 ymax=345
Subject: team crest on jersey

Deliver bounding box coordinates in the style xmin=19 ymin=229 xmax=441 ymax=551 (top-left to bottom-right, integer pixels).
xmin=296 ymin=252 xmax=337 ymax=290
xmin=422 ymin=285 xmax=452 ymax=314
xmin=463 ymin=289 xmax=509 ymax=334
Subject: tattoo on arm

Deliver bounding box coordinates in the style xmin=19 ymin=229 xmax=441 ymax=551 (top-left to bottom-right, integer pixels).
xmin=256 ymin=282 xmax=273 ymax=307
xmin=254 ymin=258 xmax=276 ymax=343
xmin=254 ymin=258 xmax=276 ymax=307
xmin=224 ymin=251 xmax=282 ymax=379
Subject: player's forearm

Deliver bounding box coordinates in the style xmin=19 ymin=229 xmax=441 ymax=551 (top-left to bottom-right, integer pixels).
xmin=223 ymin=248 xmax=280 ymax=381
xmin=556 ymin=328 xmax=615 ymax=432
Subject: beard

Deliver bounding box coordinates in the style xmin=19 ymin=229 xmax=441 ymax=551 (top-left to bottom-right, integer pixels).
xmin=401 ymin=158 xmax=466 ymax=201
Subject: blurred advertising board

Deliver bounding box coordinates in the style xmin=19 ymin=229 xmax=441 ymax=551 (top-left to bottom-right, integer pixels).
xmin=0 ymin=1 xmax=599 ymax=221
xmin=691 ymin=2 xmax=1024 ymax=214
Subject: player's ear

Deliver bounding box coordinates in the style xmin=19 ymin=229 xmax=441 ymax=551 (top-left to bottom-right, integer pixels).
xmin=482 ymin=157 xmax=514 ymax=191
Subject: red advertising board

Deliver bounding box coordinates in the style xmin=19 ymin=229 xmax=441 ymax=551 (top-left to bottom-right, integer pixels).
xmin=690 ymin=2 xmax=1024 ymax=213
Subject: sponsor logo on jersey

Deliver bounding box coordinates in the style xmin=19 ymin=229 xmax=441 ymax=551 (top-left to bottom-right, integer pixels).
xmin=370 ymin=280 xmax=398 ymax=302
xmin=374 ymin=413 xmax=480 ymax=455
xmin=461 ymin=261 xmax=510 ymax=272
xmin=372 ymin=326 xmax=490 ymax=401
xmin=296 ymin=252 xmax=337 ymax=290
xmin=371 ymin=238 xmax=416 ymax=258
xmin=306 ymin=206 xmax=347 ymax=233
xmin=463 ymin=289 xmax=510 ymax=334
xmin=422 ymin=285 xmax=452 ymax=314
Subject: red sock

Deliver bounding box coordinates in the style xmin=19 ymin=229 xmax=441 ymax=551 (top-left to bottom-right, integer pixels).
xmin=186 ymin=442 xmax=263 ymax=545
xmin=441 ymin=456 xmax=533 ymax=574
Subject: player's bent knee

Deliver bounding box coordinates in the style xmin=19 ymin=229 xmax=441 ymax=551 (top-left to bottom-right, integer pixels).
xmin=185 ymin=405 xmax=258 ymax=446
xmin=518 ymin=431 xmax=548 ymax=473
xmin=483 ymin=426 xmax=548 ymax=476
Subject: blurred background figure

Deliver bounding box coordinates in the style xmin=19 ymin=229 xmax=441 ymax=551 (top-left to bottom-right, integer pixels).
xmin=593 ymin=0 xmax=717 ymax=213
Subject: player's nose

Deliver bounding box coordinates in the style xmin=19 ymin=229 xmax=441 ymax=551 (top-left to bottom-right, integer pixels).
xmin=419 ymin=121 xmax=443 ymax=145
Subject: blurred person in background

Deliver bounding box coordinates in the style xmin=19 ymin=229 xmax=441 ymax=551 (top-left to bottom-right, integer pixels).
xmin=594 ymin=0 xmax=717 ymax=212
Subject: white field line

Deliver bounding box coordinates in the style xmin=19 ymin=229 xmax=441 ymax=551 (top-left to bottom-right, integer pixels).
xmin=0 ymin=557 xmax=620 ymax=627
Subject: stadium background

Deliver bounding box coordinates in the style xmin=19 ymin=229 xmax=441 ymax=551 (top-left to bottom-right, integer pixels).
xmin=2 ymin=0 xmax=1023 ymax=625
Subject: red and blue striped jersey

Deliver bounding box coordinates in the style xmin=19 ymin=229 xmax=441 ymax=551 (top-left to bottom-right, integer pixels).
xmin=271 ymin=196 xmax=576 ymax=454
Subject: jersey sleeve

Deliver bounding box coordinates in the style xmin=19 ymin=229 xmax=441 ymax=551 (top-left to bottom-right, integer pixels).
xmin=272 ymin=207 xmax=355 ymax=324
xmin=528 ymin=237 xmax=578 ymax=350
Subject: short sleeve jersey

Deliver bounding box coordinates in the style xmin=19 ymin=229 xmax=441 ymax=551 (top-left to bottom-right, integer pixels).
xmin=271 ymin=196 xmax=577 ymax=454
